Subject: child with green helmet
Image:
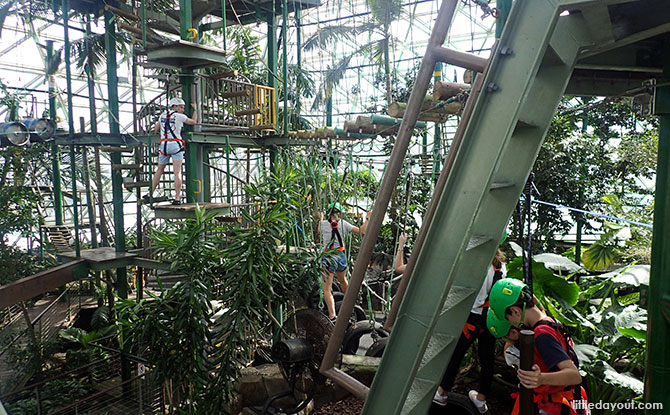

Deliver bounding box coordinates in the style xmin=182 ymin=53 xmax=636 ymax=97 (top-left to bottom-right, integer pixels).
xmin=487 ymin=279 xmax=589 ymax=415
xmin=319 ymin=202 xmax=371 ymax=321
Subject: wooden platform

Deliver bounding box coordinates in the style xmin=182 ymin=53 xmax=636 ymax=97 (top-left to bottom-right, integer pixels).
xmin=145 ymin=40 xmax=226 ymax=69
xmin=153 ymin=202 xmax=231 ymax=220
xmin=60 ymin=247 xmax=138 ymax=271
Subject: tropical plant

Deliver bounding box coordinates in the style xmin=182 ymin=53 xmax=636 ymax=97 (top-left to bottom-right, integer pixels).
xmin=305 ymin=0 xmax=404 ymax=110
xmin=528 ymin=98 xmax=657 ymax=252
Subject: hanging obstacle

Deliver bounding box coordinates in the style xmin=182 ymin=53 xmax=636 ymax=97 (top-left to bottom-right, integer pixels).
xmin=432 ymin=80 xmax=471 ymax=100
xmin=22 ymin=118 xmax=57 ymax=142
xmin=0 ymin=122 xmax=30 ymax=146
xmin=387 ymin=95 xmax=461 ymax=123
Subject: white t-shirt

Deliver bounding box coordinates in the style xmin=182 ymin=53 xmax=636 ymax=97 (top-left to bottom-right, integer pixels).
xmin=320 ymin=219 xmax=354 ymax=250
xmin=471 ymin=263 xmax=507 ymax=314
xmin=159 ymin=110 xmax=188 ymax=140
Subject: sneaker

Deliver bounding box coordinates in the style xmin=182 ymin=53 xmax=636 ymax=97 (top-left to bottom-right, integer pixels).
xmin=468 ymin=390 xmax=488 ymax=414
xmin=329 ymin=316 xmax=337 ymax=324
xmin=432 ymin=390 xmax=448 ymax=407
xmin=172 ymin=199 xmax=182 ymax=205
xmin=141 ymin=193 xmax=151 ymax=203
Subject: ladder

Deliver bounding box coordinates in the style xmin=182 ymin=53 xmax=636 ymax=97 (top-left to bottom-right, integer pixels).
xmin=359 ymin=0 xmax=597 ymax=413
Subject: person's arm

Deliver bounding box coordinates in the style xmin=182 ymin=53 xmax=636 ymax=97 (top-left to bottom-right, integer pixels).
xmin=517 ymin=360 xmax=581 ymax=389
xmin=154 ymin=121 xmax=160 ymax=132
xmin=184 ymin=103 xmax=198 ymax=125
xmin=394 ymin=232 xmax=407 ymax=274
xmin=350 ymin=210 xmax=371 ymax=235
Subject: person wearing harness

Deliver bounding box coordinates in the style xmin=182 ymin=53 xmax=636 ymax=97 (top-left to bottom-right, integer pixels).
xmin=432 ymin=249 xmax=507 ymax=413
xmin=319 ymin=202 xmax=370 ymax=321
xmin=143 ymin=97 xmax=198 ymax=205
xmin=487 ymin=279 xmax=589 ymax=415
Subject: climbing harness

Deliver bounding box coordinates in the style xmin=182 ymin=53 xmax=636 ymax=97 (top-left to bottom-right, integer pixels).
xmin=159 ymin=110 xmax=185 ymax=157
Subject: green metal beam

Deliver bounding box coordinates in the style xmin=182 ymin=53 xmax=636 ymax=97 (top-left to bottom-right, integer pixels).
xmin=47 ymin=40 xmax=64 ymax=226
xmin=363 ymin=1 xmax=591 ymax=412
xmin=62 ymin=0 xmax=80 ymax=257
xmin=644 ymin=48 xmax=670 ymax=412
xmin=495 ymin=0 xmax=512 ymax=39
xmin=104 ymin=9 xmax=127 ymax=300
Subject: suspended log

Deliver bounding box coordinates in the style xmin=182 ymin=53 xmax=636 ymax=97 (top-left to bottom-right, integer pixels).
xmin=433 ymin=81 xmax=471 ymax=100
xmin=221 ymin=89 xmax=250 ymax=99
xmin=235 ymin=108 xmax=261 ymax=116
xmin=210 ymin=70 xmax=239 ymax=80
xmin=388 ymin=103 xmax=450 ymax=123
xmin=370 ymin=114 xmax=427 ymax=129
xmin=104 ymin=4 xmax=139 ymax=21
xmin=118 ymin=22 xmax=142 ymax=36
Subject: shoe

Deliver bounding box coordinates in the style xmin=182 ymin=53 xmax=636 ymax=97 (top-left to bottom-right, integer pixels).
xmin=329 ymin=316 xmax=337 ymax=324
xmin=141 ymin=193 xmax=151 ymax=203
xmin=432 ymin=390 xmax=448 ymax=407
xmin=468 ymin=390 xmax=488 ymax=414
xmin=172 ymin=199 xmax=182 ymax=205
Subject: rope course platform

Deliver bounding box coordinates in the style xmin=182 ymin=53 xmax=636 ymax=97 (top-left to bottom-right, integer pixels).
xmin=153 ymin=202 xmax=232 ymax=219
xmin=60 ymin=247 xmax=138 ymax=271
xmin=144 ymin=40 xmax=227 ymax=70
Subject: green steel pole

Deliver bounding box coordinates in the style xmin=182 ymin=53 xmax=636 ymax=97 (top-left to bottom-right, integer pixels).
xmin=63 ymin=0 xmax=80 ymax=257
xmin=432 ymin=63 xmax=442 ymax=181
xmin=85 ymin=19 xmax=97 ymax=134
xmin=105 ymin=9 xmax=127 ymax=299
xmin=645 ymin=53 xmax=670 ymax=412
xmin=267 ymin=8 xmax=278 ymax=173
xmin=203 ymin=148 xmax=210 ymax=202
xmin=266 ymin=10 xmax=278 ymax=90
xmin=281 ymin=0 xmax=288 ymax=135
xmin=47 ymin=40 xmax=63 ymax=226
xmin=295 ymin=8 xmax=302 ymax=117
xmin=221 ymin=0 xmax=226 ymax=50
xmin=225 ymin=136 xmax=231 ymax=203
xmin=495 ymin=0 xmax=512 ymax=39
xmin=141 ymin=0 xmax=146 ymax=47
xmin=180 ymin=0 xmax=198 ymax=203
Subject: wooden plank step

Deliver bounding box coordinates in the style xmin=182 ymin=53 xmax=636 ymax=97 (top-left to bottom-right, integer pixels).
xmin=112 ymin=163 xmax=143 ymax=170
xmin=100 ymin=146 xmax=134 ymax=153
xmin=124 ymin=181 xmax=151 ymax=189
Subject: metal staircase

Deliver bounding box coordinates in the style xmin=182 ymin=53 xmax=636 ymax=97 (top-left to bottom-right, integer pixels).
xmin=357 ymin=0 xmax=598 ymax=413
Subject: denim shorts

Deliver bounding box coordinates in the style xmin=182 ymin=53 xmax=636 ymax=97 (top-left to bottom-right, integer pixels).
xmin=158 ymin=141 xmax=184 ymax=164
xmin=322 ymin=250 xmax=348 ymax=273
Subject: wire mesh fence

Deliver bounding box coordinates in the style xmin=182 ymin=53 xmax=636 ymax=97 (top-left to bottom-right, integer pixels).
xmin=1 ymin=349 xmax=164 ymax=415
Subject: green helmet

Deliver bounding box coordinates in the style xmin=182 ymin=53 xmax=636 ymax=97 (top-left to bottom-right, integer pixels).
xmin=326 ymin=202 xmax=342 ymax=214
xmin=488 ymin=278 xmax=528 ymax=318
xmin=487 ymin=309 xmax=512 ymax=339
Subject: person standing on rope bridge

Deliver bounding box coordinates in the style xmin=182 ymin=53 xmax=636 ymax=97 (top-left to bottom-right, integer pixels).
xmin=432 ymin=248 xmax=507 ymax=413
xmin=486 ymin=279 xmax=589 ymax=415
xmin=320 ymin=202 xmax=370 ymax=322
xmin=143 ymin=97 xmax=198 ymax=205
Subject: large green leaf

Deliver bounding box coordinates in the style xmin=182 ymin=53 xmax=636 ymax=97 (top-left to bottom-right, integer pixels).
xmin=589 ymin=360 xmax=643 ymax=395
xmin=583 ymin=242 xmax=620 ymax=271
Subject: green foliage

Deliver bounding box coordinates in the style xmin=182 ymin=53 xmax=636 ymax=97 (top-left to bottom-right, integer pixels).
xmin=5 ymin=379 xmax=92 ymax=415
xmin=0 ymin=245 xmax=55 ymax=284
xmin=530 ymin=98 xmax=656 ymax=254
xmin=222 ymin=26 xmax=265 ymax=85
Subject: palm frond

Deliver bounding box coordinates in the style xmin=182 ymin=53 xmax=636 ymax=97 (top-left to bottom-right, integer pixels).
xmin=68 ymin=33 xmax=106 ymax=73
xmin=310 ymin=40 xmax=380 ymax=111
xmin=366 ymin=0 xmax=403 ymax=25
xmin=303 ymin=25 xmax=359 ymax=52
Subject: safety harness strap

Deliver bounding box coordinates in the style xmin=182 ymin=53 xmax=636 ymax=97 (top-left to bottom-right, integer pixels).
xmin=328 ymin=220 xmax=345 ymax=251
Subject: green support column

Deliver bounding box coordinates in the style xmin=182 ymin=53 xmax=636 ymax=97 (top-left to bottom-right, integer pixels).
xmin=203 ymin=148 xmax=210 ymax=202
xmin=104 ymin=9 xmax=127 ymax=299
xmin=267 ymin=8 xmax=278 ymax=172
xmin=432 ymin=63 xmax=442 ymax=180
xmin=180 ymin=0 xmax=199 ymax=203
xmin=281 ymin=0 xmax=288 ymax=135
xmin=496 ymin=0 xmax=512 ymax=38
xmin=63 ymin=0 xmax=80 ymax=257
xmin=47 ymin=40 xmax=63 ymax=226
xmin=645 ymin=52 xmax=670 ymax=411
xmin=295 ymin=8 xmax=302 ymax=117
xmin=221 ymin=0 xmax=226 ymax=50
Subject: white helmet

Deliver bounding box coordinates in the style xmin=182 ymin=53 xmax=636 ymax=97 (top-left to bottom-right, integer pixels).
xmin=168 ymin=97 xmax=185 ymax=107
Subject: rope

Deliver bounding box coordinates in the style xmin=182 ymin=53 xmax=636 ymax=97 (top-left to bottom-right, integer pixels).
xmin=532 ymin=199 xmax=653 ymax=229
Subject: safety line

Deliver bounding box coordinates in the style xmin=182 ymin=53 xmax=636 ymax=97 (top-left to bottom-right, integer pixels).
xmin=532 ymin=199 xmax=653 ymax=229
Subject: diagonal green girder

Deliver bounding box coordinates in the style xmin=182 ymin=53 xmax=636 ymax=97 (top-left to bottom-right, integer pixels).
xmin=362 ymin=1 xmax=594 ymax=413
